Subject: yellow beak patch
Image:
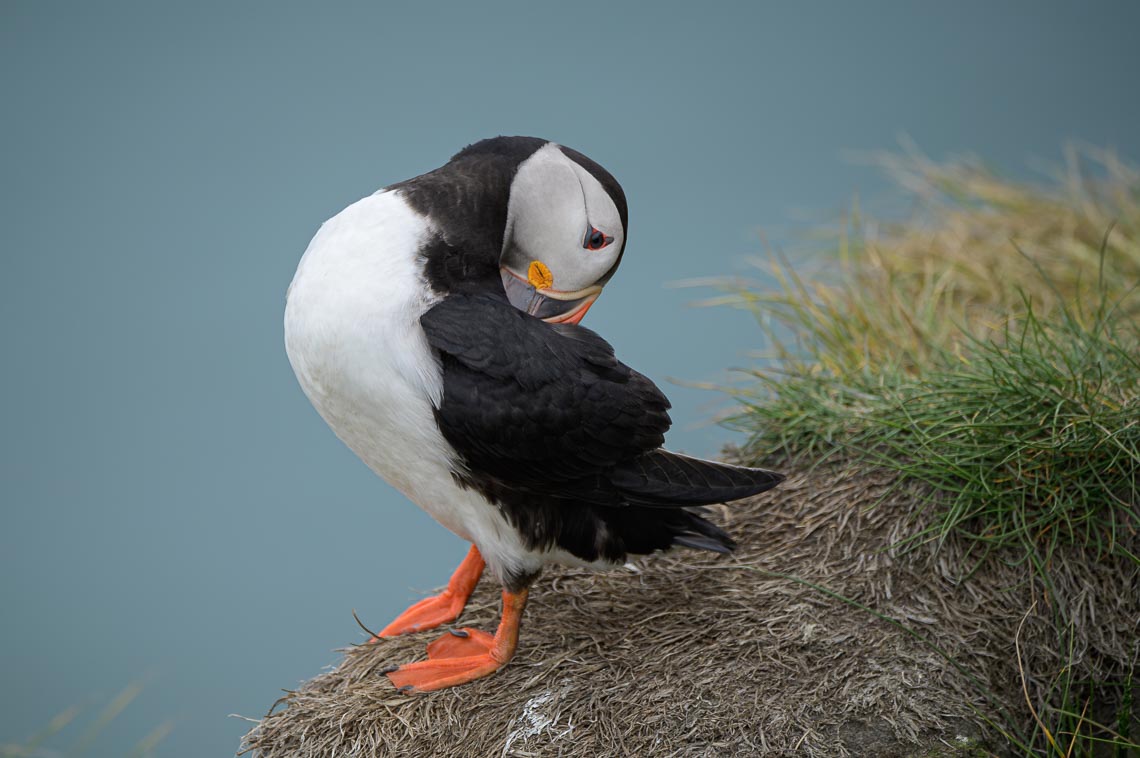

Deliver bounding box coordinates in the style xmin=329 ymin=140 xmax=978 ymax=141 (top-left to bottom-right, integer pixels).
xmin=527 ymin=260 xmax=554 ymax=290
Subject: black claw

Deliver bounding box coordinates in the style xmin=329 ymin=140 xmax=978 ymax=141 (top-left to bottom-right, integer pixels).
xmin=381 ymin=664 xmax=399 ymax=674
xmin=449 ymin=628 xmax=469 ymax=638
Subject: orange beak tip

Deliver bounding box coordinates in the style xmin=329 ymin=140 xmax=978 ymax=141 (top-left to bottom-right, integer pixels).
xmin=564 ymin=305 xmax=592 ymax=325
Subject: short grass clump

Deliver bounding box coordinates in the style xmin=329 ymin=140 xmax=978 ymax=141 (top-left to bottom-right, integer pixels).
xmin=723 ymin=146 xmax=1140 ymax=754
xmin=728 ymin=146 xmax=1139 ymax=559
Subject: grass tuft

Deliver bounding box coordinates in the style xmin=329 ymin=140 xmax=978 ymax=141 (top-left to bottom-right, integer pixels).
xmin=723 ymin=145 xmax=1140 ymax=755
xmin=727 ymin=146 xmax=1140 ymax=562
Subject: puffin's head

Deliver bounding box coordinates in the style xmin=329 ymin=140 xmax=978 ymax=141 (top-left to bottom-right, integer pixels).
xmin=398 ymin=137 xmax=627 ymax=325
xmin=498 ymin=143 xmax=626 ymax=325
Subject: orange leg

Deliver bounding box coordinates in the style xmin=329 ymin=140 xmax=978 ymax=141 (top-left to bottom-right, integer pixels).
xmin=385 ymin=588 xmax=528 ymax=692
xmin=372 ymin=545 xmax=485 ymax=639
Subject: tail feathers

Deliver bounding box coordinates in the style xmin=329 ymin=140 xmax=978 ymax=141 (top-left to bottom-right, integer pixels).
xmin=673 ymin=507 xmax=737 ymax=554
xmin=611 ymin=450 xmax=784 ymax=508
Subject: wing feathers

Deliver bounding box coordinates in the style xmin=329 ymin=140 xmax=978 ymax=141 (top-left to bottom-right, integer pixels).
xmin=419 ymin=294 xmax=784 ymax=560
xmin=612 ymin=450 xmax=784 ymax=507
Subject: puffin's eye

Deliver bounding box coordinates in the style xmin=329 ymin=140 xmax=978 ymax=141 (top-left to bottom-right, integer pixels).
xmin=583 ymin=226 xmax=613 ymax=251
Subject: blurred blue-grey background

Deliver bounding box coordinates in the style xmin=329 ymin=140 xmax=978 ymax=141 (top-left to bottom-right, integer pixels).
xmin=2 ymin=2 xmax=1139 ymax=755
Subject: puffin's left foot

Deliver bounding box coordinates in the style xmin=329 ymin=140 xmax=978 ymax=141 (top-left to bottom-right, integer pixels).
xmin=372 ymin=545 xmax=485 ymax=639
xmin=385 ymin=589 xmax=527 ymax=692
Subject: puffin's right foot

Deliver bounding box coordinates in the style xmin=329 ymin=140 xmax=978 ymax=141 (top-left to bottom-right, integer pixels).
xmin=372 ymin=545 xmax=485 ymax=639
xmin=425 ymin=627 xmax=495 ymax=659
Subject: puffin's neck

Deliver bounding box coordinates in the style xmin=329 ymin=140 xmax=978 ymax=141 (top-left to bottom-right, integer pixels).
xmin=394 ymin=155 xmax=519 ymax=300
xmin=419 ymin=232 xmax=504 ymax=299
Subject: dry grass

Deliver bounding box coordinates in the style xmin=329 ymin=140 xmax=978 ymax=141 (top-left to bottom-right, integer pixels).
xmin=724 ymin=145 xmax=1140 ymax=376
xmin=240 ymin=464 xmax=1138 ymax=757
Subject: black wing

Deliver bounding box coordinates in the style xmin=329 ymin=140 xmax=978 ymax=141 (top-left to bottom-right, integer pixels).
xmin=420 ymin=293 xmax=783 ymax=562
xmin=421 ymin=293 xmax=670 ymax=497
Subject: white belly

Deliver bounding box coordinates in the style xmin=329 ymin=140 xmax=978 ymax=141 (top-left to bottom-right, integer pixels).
xmin=283 ymin=190 xmax=534 ymax=582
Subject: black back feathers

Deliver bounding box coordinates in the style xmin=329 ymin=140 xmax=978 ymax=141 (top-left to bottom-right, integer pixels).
xmin=420 ymin=294 xmax=783 ymax=564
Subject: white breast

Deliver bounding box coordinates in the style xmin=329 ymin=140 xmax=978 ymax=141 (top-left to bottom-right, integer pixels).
xmin=283 ymin=190 xmax=533 ymax=581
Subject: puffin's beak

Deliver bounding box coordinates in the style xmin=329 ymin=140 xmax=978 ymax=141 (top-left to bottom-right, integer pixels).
xmin=501 ymin=266 xmax=602 ymax=326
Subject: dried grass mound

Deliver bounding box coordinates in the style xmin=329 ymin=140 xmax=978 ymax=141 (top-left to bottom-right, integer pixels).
xmin=239 ymin=463 xmax=1138 ymax=757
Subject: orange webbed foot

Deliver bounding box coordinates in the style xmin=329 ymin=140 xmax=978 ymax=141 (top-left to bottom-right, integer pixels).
xmin=385 ymin=650 xmax=506 ymax=692
xmin=371 ymin=545 xmax=485 ymax=639
xmin=385 ymin=589 xmax=527 ymax=693
xmin=375 ymin=592 xmax=468 ymax=637
xmin=425 ymin=627 xmax=494 ymax=659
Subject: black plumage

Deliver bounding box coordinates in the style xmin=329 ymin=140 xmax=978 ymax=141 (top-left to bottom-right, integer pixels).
xmin=421 ymin=293 xmax=783 ymax=582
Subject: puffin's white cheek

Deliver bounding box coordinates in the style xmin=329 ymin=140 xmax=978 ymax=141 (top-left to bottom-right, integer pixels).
xmin=502 ymin=142 xmax=625 ymax=294
xmin=549 ymin=248 xmax=619 ymax=292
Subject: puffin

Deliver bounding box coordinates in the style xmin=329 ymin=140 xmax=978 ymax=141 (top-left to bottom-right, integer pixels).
xmin=284 ymin=136 xmax=783 ymax=692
